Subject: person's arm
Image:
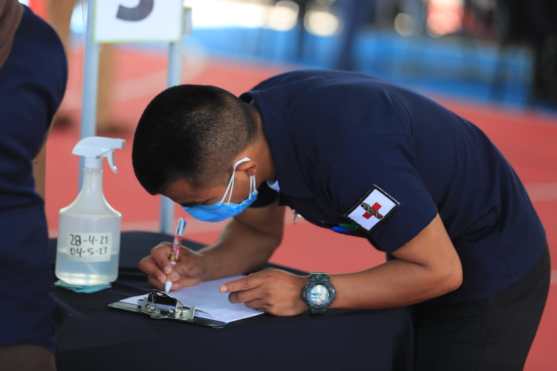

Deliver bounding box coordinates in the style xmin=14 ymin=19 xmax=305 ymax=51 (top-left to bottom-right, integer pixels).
xmin=32 ymin=145 xmax=46 ymax=199
xmin=200 ymin=201 xmax=286 ymax=280
xmin=33 ymin=114 xmax=59 ymax=199
xmin=223 ymin=213 xmax=462 ymax=315
xmin=329 ymin=213 xmax=462 ymax=309
xmin=139 ymin=202 xmax=286 ymax=290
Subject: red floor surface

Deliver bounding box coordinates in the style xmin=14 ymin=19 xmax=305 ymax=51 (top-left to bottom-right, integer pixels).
xmin=45 ymin=47 xmax=556 ymax=370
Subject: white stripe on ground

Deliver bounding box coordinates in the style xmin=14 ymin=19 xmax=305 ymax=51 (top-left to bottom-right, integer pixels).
xmin=48 ymin=209 xmax=308 ymax=237
xmin=526 ymin=182 xmax=557 ymax=202
xmin=49 ymin=217 xmax=226 ymax=238
xmin=63 ymin=44 xmax=208 ymax=109
xmin=51 ymin=219 xmax=557 ymax=285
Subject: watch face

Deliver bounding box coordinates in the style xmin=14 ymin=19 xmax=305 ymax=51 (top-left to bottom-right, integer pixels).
xmin=309 ymin=284 xmax=330 ymax=306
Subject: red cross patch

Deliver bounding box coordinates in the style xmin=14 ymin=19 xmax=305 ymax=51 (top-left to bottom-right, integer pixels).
xmin=346 ymin=186 xmax=398 ymax=231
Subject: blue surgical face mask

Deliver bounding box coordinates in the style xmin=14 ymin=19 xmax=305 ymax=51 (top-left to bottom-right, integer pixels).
xmin=183 ymin=157 xmax=258 ymax=222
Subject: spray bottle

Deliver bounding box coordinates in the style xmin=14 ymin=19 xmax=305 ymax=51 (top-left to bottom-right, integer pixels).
xmin=55 ymin=136 xmax=125 ymax=286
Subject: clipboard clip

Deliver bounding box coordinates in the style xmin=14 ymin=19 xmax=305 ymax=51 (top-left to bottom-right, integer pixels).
xmin=109 ymin=290 xmax=198 ymax=321
xmin=139 ymin=290 xmax=197 ymax=320
xmin=108 ymin=290 xmax=228 ymax=328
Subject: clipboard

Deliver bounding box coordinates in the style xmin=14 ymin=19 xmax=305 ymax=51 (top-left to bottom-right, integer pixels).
xmin=108 ymin=290 xmax=227 ymax=328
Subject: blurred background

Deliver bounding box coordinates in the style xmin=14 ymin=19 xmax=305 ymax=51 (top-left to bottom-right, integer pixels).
xmin=29 ymin=0 xmax=557 ymax=109
xmin=21 ymin=1 xmax=557 ymax=370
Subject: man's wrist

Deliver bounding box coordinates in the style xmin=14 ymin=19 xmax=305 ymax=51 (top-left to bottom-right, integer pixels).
xmin=298 ymin=274 xmax=310 ymax=313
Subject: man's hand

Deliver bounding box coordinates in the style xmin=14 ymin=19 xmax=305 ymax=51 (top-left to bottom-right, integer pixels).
xmin=138 ymin=242 xmax=208 ymax=291
xmin=221 ymin=268 xmax=309 ymax=316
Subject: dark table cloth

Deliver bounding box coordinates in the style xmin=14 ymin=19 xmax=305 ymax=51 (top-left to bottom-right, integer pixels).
xmin=49 ymin=231 xmax=413 ymax=371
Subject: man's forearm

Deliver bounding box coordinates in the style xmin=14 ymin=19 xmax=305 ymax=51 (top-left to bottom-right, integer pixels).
xmin=199 ymin=219 xmax=280 ymax=280
xmin=330 ymin=258 xmax=461 ymax=310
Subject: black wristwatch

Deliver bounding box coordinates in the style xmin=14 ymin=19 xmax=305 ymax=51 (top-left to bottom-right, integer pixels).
xmin=301 ymin=273 xmax=336 ymax=314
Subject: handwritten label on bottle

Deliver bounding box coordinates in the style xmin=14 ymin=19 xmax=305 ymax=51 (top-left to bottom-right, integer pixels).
xmin=61 ymin=233 xmax=113 ymax=262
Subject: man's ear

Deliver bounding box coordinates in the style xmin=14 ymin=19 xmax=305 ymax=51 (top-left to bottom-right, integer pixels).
xmin=236 ymin=158 xmax=257 ymax=176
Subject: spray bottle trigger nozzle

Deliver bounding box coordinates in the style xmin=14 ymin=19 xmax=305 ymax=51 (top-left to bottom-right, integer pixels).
xmin=72 ymin=136 xmax=125 ymax=171
xmin=105 ymin=152 xmax=118 ymax=173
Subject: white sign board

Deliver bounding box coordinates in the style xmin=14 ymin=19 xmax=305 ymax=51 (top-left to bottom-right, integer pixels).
xmin=94 ymin=0 xmax=183 ymax=43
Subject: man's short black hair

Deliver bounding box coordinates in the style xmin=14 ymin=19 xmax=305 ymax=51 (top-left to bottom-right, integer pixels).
xmin=132 ymin=84 xmax=257 ymax=195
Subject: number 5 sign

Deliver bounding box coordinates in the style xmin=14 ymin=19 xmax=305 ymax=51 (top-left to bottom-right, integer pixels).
xmin=94 ymin=0 xmax=184 ymax=43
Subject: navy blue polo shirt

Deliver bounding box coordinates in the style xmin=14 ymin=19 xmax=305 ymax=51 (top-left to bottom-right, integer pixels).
xmin=0 ymin=6 xmax=67 ymax=350
xmin=241 ymin=70 xmax=547 ymax=303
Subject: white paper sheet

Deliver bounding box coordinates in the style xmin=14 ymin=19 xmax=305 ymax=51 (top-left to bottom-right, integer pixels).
xmin=121 ymin=275 xmax=263 ymax=324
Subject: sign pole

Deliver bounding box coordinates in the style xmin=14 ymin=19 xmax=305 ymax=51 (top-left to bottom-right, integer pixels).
xmin=159 ymin=40 xmax=183 ymax=234
xmin=79 ymin=0 xmax=100 ymax=186
xmin=160 ymin=7 xmax=191 ymax=234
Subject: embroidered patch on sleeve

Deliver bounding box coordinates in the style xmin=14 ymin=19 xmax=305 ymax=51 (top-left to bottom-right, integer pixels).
xmin=346 ymin=186 xmax=399 ymax=231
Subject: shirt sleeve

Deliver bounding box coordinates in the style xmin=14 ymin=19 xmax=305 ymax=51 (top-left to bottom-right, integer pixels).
xmin=327 ymin=133 xmax=437 ymax=253
xmin=249 ymin=182 xmax=279 ymax=208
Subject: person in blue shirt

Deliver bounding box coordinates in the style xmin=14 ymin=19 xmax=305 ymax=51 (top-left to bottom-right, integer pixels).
xmin=0 ymin=2 xmax=67 ymax=370
xmin=132 ymin=70 xmax=549 ymax=370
